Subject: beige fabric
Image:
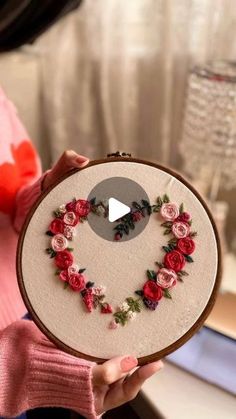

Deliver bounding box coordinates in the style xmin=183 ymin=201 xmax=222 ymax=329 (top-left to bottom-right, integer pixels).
xmin=21 ymin=162 xmax=218 ymax=359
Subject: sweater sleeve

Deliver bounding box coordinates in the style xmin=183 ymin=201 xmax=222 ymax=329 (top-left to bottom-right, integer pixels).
xmin=0 ymin=320 xmax=99 ymax=419
xmin=13 ymin=170 xmax=50 ymax=233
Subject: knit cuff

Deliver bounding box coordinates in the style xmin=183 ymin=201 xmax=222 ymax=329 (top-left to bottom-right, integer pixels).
xmin=27 ymin=336 xmax=99 ymax=419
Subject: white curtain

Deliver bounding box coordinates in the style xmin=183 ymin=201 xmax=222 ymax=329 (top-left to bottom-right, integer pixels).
xmin=34 ymin=0 xmax=236 ymax=166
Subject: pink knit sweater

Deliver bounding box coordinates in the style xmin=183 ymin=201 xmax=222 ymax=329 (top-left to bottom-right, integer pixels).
xmin=0 ymin=88 xmax=98 ymax=418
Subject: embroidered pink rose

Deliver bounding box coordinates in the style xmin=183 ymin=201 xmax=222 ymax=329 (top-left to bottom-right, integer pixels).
xmin=63 ymin=211 xmax=79 ymax=226
xmin=160 ymin=203 xmax=179 ymax=221
xmin=64 ymin=225 xmax=76 ymax=240
xmin=75 ymin=199 xmax=91 ymax=217
xmin=51 ymin=234 xmax=68 ymax=252
xmin=68 ymin=273 xmax=85 ymax=292
xmin=156 ymin=268 xmax=177 ymax=289
xmin=132 ymin=211 xmax=143 ymax=222
xmin=68 ymin=264 xmax=79 ymax=276
xmin=172 ymin=221 xmax=190 ymax=238
xmin=93 ymin=285 xmax=106 ymax=296
xmin=59 ymin=270 xmax=69 ymax=282
xmin=109 ymin=320 xmax=119 ymax=329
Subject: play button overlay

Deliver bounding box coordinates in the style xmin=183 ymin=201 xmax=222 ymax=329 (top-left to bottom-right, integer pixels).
xmin=108 ymin=198 xmax=130 ymax=222
xmin=87 ymin=177 xmax=150 ymax=242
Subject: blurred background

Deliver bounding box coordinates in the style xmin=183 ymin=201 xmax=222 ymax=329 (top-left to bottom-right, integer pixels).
xmin=0 ymin=0 xmax=235 ymax=418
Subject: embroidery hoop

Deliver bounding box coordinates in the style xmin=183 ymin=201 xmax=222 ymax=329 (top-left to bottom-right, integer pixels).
xmin=17 ymin=157 xmax=221 ymax=365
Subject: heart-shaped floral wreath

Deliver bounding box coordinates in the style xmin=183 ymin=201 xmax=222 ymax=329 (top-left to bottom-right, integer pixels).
xmin=46 ymin=194 xmax=197 ymax=329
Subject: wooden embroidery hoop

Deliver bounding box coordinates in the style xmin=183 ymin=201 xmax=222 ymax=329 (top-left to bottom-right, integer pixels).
xmin=16 ymin=157 xmax=222 ymax=365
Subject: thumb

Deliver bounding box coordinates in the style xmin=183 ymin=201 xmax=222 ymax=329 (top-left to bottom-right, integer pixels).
xmin=92 ymin=356 xmax=138 ymax=386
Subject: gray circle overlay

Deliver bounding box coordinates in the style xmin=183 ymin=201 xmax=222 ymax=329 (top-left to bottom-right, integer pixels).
xmin=87 ymin=177 xmax=150 ymax=242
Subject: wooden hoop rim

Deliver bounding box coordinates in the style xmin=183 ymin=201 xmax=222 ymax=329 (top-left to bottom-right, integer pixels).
xmin=16 ymin=157 xmax=222 ymax=365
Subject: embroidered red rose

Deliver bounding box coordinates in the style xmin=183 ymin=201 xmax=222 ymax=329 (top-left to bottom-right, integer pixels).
xmin=164 ymin=250 xmax=185 ymax=272
xmin=68 ymin=273 xmax=85 ymax=292
xmin=101 ymin=303 xmax=113 ymax=314
xmin=55 ymin=250 xmax=73 ymax=269
xmin=143 ymin=280 xmax=163 ymax=302
xmin=66 ymin=200 xmax=76 ymax=211
xmin=176 ymin=212 xmax=191 ymax=223
xmin=177 ymin=237 xmax=195 ymax=255
xmin=83 ymin=291 xmax=94 ymax=312
xmin=50 ymin=218 xmax=64 ymax=234
xmin=75 ymin=199 xmax=91 ymax=217
xmin=132 ymin=211 xmax=143 ymax=222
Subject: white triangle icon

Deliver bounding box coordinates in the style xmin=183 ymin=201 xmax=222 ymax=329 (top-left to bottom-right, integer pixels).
xmin=108 ymin=198 xmax=130 ymax=222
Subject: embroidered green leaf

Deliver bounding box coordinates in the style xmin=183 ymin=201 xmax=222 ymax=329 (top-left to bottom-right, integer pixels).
xmin=79 ymin=268 xmax=86 ymax=273
xmin=152 ymin=204 xmax=161 ymax=212
xmin=67 ymin=247 xmax=74 ymax=252
xmin=114 ymin=311 xmax=127 ymax=326
xmin=177 ymin=276 xmax=184 ymax=282
xmin=147 ymin=205 xmax=152 ymax=215
xmin=55 ymin=269 xmax=61 ymax=276
xmin=155 ymin=261 xmax=165 ymax=268
xmin=188 ymin=219 xmax=193 ymax=226
xmin=64 ymin=282 xmax=69 ymax=289
xmin=86 ymin=281 xmax=94 ymax=288
xmin=185 ymin=255 xmax=194 ymax=263
xmin=89 ymin=197 xmax=96 ymax=205
xmin=53 ymin=210 xmax=62 ymax=218
xmin=123 ymin=224 xmax=129 ymax=235
xmin=132 ymin=201 xmax=142 ymax=210
xmin=46 ymin=230 xmax=54 ymax=236
xmin=126 ymin=297 xmax=141 ymax=312
xmin=168 ymin=243 xmax=176 ymax=251
xmin=179 ymin=203 xmax=184 ymax=214
xmin=178 ymin=270 xmax=189 ymax=276
xmin=80 ymin=217 xmax=87 ymax=223
xmin=189 ymin=231 xmax=197 ymax=237
xmin=163 ymin=194 xmax=170 ymax=203
xmin=141 ymin=199 xmax=150 ymax=207
xmin=156 ymin=196 xmax=163 ymax=206
xmin=168 ymin=237 xmax=177 ymax=245
xmin=163 ymin=289 xmax=172 ymax=299
xmin=128 ymin=220 xmax=135 ymax=229
xmin=135 ymin=290 xmax=144 ymax=296
xmin=161 ymin=221 xmax=173 ymax=228
xmin=147 ymin=270 xmax=156 ymax=280
xmin=162 ymin=245 xmax=172 ymax=253
xmin=164 ymin=228 xmax=172 ymax=235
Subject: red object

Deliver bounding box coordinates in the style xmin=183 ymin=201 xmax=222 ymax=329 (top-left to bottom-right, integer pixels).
xmin=75 ymin=199 xmax=91 ymax=217
xmin=143 ymin=280 xmax=163 ymax=302
xmin=101 ymin=303 xmax=113 ymax=314
xmin=55 ymin=250 xmax=73 ymax=269
xmin=68 ymin=273 xmax=85 ymax=292
xmin=176 ymin=212 xmax=191 ymax=223
xmin=132 ymin=211 xmax=143 ymax=222
xmin=177 ymin=237 xmax=195 ymax=255
xmin=164 ymin=250 xmax=185 ymax=272
xmin=50 ymin=218 xmax=64 ymax=234
xmin=65 ymin=200 xmax=76 ymax=212
xmin=83 ymin=292 xmax=94 ymax=312
xmin=114 ymin=232 xmax=122 ymax=241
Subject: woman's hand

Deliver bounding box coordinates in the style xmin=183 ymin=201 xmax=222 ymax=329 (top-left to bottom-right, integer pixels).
xmin=42 ymin=150 xmax=89 ymax=191
xmin=92 ymin=356 xmax=163 ymax=415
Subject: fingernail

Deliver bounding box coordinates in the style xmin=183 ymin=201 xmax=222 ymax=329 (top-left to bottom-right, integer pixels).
xmin=120 ymin=356 xmax=138 ymax=372
xmin=76 ymin=155 xmax=89 ymax=163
